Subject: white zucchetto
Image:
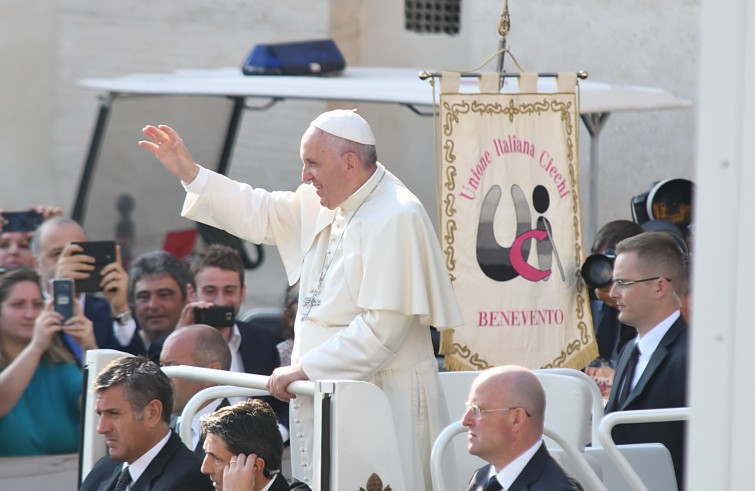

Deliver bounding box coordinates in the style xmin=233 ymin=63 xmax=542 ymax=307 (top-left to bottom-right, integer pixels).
xmin=310 ymin=109 xmax=376 ymax=145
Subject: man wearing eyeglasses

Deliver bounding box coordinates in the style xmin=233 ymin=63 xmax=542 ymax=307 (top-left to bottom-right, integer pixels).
xmin=463 ymin=366 xmax=583 ymax=491
xmin=604 ymin=231 xmax=688 ymax=489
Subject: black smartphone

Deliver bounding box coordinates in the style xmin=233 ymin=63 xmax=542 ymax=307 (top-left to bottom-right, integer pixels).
xmin=70 ymin=240 xmax=117 ymax=293
xmin=53 ymin=278 xmax=75 ymax=322
xmin=1 ymin=210 xmax=44 ymax=232
xmin=194 ymin=305 xmax=235 ymax=328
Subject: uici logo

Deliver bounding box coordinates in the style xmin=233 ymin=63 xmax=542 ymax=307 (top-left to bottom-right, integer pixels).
xmin=476 ymin=184 xmax=565 ymax=283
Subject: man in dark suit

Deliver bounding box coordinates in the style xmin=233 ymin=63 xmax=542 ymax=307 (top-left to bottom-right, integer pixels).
xmin=80 ymin=355 xmax=213 ymax=491
xmin=160 ymin=324 xmax=233 ymax=457
xmin=177 ymin=245 xmax=287 ymax=440
xmin=32 ymin=217 xmax=144 ymax=361
xmin=200 ymin=399 xmax=308 ymax=491
xmin=604 ymin=231 xmax=689 ymax=488
xmin=464 ymin=366 xmax=583 ymax=491
xmin=129 ymin=250 xmax=194 ymax=360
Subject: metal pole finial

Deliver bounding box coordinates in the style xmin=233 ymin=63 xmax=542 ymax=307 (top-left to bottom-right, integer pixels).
xmin=496 ymin=0 xmax=511 ymax=80
xmin=498 ymin=0 xmax=510 ymax=39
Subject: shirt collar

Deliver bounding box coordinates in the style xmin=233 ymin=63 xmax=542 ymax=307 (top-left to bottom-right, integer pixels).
xmin=122 ymin=429 xmax=171 ymax=486
xmin=337 ymin=163 xmax=384 ymax=212
xmin=637 ymin=310 xmax=680 ymax=357
xmin=227 ymin=323 xmax=242 ymax=353
xmin=492 ymin=440 xmax=543 ymax=489
xmin=260 ymin=474 xmax=280 ymax=491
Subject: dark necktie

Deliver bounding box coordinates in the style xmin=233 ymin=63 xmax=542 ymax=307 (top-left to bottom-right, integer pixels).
xmin=618 ymin=343 xmax=641 ymax=405
xmin=113 ymin=466 xmax=132 ymax=491
xmin=483 ymin=475 xmax=503 ymax=491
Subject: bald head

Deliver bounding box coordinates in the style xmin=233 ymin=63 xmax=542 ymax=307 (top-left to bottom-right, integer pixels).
xmin=160 ymin=324 xmax=232 ymax=415
xmin=464 ymin=365 xmax=546 ymax=470
xmin=476 ymin=366 xmax=546 ymax=426
xmin=31 ymin=217 xmax=87 ymax=290
xmin=162 ymin=324 xmax=232 ymax=371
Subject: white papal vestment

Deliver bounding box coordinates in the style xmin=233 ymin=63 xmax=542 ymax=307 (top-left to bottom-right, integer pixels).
xmin=182 ymin=163 xmax=463 ymax=490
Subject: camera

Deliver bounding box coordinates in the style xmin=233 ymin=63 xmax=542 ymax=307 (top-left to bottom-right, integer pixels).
xmin=580 ymin=251 xmax=615 ymax=289
xmin=1 ymin=210 xmax=43 ymax=233
xmin=194 ymin=305 xmax=235 ymax=328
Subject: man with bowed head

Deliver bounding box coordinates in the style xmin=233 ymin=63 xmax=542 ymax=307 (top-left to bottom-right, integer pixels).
xmin=80 ymin=355 xmax=212 ymax=491
xmin=199 ymin=399 xmax=308 ymax=491
xmin=140 ymin=109 xmax=463 ymax=490
xmin=464 ymin=366 xmax=583 ymax=491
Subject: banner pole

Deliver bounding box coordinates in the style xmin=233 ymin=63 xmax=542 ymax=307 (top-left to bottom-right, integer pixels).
xmin=496 ymin=0 xmax=511 ymax=88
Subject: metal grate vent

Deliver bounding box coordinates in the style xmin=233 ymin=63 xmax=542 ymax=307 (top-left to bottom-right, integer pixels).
xmin=404 ymin=0 xmax=461 ymax=35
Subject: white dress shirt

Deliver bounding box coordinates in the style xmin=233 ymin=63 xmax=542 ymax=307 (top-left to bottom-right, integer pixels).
xmin=631 ymin=310 xmax=680 ymax=389
xmin=489 ymin=440 xmax=543 ymax=489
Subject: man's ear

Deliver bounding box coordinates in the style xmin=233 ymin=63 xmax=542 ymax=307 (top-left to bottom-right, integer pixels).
xmin=187 ymin=283 xmax=197 ymax=302
xmin=253 ymin=455 xmax=267 ymax=477
xmin=657 ymin=277 xmax=673 ymax=298
xmin=343 ymin=151 xmax=359 ymax=173
xmin=509 ymin=407 xmax=529 ymax=432
xmin=144 ymin=399 xmax=164 ymax=428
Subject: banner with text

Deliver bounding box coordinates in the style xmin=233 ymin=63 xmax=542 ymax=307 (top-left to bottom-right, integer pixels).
xmin=438 ymin=72 xmax=597 ymax=370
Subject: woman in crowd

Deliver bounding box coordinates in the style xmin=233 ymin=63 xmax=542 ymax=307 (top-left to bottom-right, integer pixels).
xmin=0 ymin=205 xmax=63 ymax=271
xmin=0 ymin=267 xmax=94 ymax=456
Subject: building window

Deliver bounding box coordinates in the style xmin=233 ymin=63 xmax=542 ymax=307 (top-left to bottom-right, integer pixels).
xmin=405 ymin=0 xmax=461 ymax=35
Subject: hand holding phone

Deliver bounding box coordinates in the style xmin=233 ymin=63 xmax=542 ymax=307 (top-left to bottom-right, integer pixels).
xmin=61 ymin=299 xmax=97 ymax=351
xmin=68 ymin=241 xmax=117 ymax=293
xmin=100 ymin=245 xmax=129 ymax=312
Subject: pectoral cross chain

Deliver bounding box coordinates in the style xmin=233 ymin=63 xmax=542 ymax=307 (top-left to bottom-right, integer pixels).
xmin=300 ymin=288 xmax=321 ymax=321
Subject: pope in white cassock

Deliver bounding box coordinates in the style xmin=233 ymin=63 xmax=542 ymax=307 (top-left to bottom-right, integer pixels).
xmin=140 ymin=109 xmax=463 ymax=490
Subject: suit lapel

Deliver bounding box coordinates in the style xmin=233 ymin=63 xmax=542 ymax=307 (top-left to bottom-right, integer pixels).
xmin=270 ymin=474 xmax=293 ymax=491
xmin=508 ymin=444 xmax=548 ymax=491
xmin=605 ymin=338 xmax=638 ymax=412
xmin=467 ymin=464 xmax=493 ymax=491
xmin=131 ymin=432 xmax=178 ymax=491
xmin=622 ymin=317 xmax=686 ymax=409
xmin=97 ymin=464 xmax=122 ymax=491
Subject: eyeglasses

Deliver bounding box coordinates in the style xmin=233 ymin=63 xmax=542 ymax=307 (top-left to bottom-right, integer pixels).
xmin=465 ymin=403 xmax=532 ymax=420
xmin=612 ymin=277 xmax=670 ymax=289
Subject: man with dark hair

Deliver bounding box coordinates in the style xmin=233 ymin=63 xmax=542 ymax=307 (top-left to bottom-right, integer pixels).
xmin=80 ymin=356 xmax=213 ymax=491
xmin=200 ymin=399 xmax=307 ymax=491
xmin=160 ymin=324 xmax=233 ymax=456
xmin=183 ymin=244 xmax=282 ymax=373
xmin=179 ymin=244 xmax=286 ymax=442
xmin=605 ymin=231 xmax=688 ymax=488
xmin=129 ymin=250 xmax=193 ymax=357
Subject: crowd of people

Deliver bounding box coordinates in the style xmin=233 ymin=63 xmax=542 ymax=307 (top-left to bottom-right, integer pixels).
xmin=0 ymin=108 xmax=692 ymax=490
